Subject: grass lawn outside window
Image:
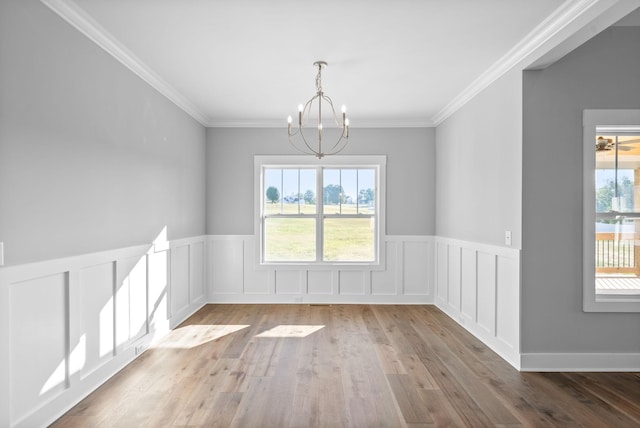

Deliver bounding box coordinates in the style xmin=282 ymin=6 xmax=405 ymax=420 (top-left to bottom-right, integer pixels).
xmin=255 ymin=155 xmax=386 ymax=268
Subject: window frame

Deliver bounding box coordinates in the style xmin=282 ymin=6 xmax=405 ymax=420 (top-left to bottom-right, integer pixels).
xmin=254 ymin=155 xmax=386 ymax=270
xmin=583 ymin=109 xmax=640 ymax=312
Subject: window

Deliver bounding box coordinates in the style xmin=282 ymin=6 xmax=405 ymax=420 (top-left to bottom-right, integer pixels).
xmin=255 ymin=156 xmax=386 ymax=267
xmin=583 ymin=110 xmax=640 ymax=312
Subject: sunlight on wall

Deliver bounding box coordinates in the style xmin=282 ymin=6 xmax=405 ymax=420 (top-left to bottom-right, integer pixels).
xmin=40 ymin=334 xmax=88 ymax=395
xmin=69 ymin=334 xmax=86 ymax=378
xmin=148 ymin=226 xmax=169 ymax=334
xmin=38 ymin=357 xmax=66 ymax=395
xmin=153 ymin=225 xmax=169 ymax=252
xmin=99 ymin=296 xmax=114 ymax=357
xmin=116 ymin=256 xmax=147 ymax=347
xmin=255 ymin=325 xmax=325 ymax=338
xmin=128 ymin=256 xmax=147 ymax=337
xmin=34 ymin=225 xmax=171 ymax=415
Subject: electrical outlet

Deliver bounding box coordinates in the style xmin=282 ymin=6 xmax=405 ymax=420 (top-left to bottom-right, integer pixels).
xmin=504 ymin=231 xmax=512 ymax=246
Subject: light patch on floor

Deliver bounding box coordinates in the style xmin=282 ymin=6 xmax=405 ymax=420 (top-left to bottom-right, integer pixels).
xmin=255 ymin=325 xmax=325 ymax=338
xmin=157 ymin=324 xmax=250 ymax=349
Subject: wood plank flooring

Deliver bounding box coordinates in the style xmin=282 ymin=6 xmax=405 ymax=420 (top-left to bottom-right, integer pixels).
xmin=51 ymin=304 xmax=640 ymax=427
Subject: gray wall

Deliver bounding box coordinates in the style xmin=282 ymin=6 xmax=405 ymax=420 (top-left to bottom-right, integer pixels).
xmin=206 ymin=127 xmax=435 ymax=236
xmin=522 ymin=26 xmax=640 ymax=353
xmin=0 ymin=1 xmax=207 ymax=266
xmin=435 ymin=68 xmax=523 ymax=249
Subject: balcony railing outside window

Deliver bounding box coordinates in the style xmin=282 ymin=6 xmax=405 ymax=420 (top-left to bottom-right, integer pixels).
xmin=595 ymin=232 xmax=640 ymax=274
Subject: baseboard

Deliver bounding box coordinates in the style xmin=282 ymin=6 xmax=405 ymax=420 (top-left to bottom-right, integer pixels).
xmin=520 ymin=352 xmax=640 ymax=371
xmin=16 ymin=346 xmax=142 ymax=428
xmin=207 ymin=294 xmax=434 ymax=305
xmin=432 ymin=237 xmax=521 ymax=370
xmin=170 ymin=298 xmax=207 ymax=329
xmin=435 ymin=301 xmax=521 ymax=370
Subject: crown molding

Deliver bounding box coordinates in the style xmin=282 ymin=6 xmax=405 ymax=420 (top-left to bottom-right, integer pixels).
xmin=40 ymin=0 xmax=210 ymax=126
xmin=206 ymin=118 xmax=436 ymax=128
xmin=40 ymin=0 xmax=613 ymax=131
xmin=431 ymin=0 xmax=604 ymax=126
xmin=346 ymin=118 xmax=436 ymax=128
xmin=41 ymin=0 xmax=432 ymax=130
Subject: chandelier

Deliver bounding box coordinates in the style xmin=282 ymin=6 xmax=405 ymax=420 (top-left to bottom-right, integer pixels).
xmin=287 ymin=61 xmax=349 ymax=159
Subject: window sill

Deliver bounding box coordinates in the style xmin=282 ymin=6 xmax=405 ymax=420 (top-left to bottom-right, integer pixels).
xmin=584 ymin=293 xmax=640 ymax=312
xmin=256 ymin=261 xmax=386 ymax=272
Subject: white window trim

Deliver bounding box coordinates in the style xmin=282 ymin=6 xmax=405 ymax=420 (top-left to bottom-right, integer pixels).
xmin=583 ymin=109 xmax=640 ymax=312
xmin=254 ymin=155 xmax=386 ymax=270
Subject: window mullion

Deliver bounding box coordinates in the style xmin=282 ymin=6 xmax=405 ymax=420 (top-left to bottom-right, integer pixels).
xmin=297 ymin=169 xmax=301 ymax=214
xmin=317 ymin=167 xmax=323 ymax=262
xmin=356 ymin=169 xmax=359 ymax=214
xmin=339 ymin=169 xmax=342 ymax=214
xmin=280 ymin=170 xmax=283 ymax=213
xmin=261 ymin=167 xmax=266 ymax=262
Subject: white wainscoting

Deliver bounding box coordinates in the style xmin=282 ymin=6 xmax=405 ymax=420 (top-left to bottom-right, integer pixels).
xmin=0 ymin=235 xmax=206 ymax=428
xmin=207 ymin=235 xmax=434 ymax=304
xmin=433 ymin=237 xmax=521 ymax=369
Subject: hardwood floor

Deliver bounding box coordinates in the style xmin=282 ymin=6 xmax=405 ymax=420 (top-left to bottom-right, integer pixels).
xmin=51 ymin=304 xmax=640 ymax=427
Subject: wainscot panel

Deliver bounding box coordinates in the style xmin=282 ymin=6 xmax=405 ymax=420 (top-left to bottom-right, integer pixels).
xmin=403 ymin=240 xmax=432 ymax=296
xmin=0 ymin=235 xmax=207 ymax=428
xmin=434 ymin=237 xmax=521 ymax=370
xmin=207 ymin=235 xmax=434 ymax=304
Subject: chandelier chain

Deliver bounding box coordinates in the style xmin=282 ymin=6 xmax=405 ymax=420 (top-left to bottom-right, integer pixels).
xmin=315 ymin=65 xmax=323 ymax=94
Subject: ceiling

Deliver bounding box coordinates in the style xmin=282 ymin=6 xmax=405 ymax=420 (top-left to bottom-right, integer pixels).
xmin=41 ymin=0 xmax=637 ymax=127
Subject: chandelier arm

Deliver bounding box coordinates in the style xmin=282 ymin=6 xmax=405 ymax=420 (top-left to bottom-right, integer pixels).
xmin=298 ymin=95 xmax=324 ymax=155
xmin=321 ymin=94 xmax=343 ymax=127
xmin=288 ymin=134 xmax=317 ymax=156
xmin=289 ymin=123 xmax=319 ymax=155
xmin=323 ymin=130 xmax=348 ymax=155
xmin=299 ymin=127 xmax=323 ymax=156
xmin=320 ymin=94 xmax=349 ymax=155
xmin=326 ymin=139 xmax=349 ymax=156
xmin=302 ymin=95 xmax=318 ymax=123
xmin=328 ymin=135 xmax=348 ymax=152
xmin=287 ymin=124 xmax=300 ymax=137
xmin=290 ymin=130 xmax=345 ymax=158
xmin=287 ymin=101 xmax=321 ymax=154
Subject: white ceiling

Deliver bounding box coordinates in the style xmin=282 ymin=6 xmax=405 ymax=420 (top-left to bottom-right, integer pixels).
xmin=41 ymin=0 xmax=635 ymax=127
